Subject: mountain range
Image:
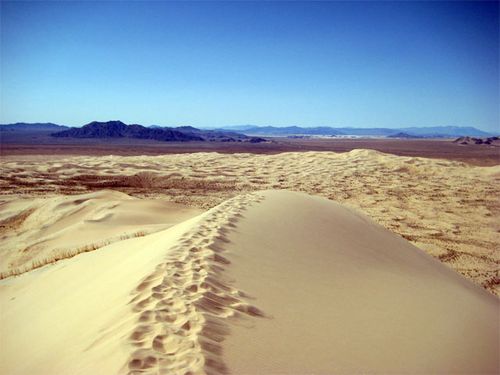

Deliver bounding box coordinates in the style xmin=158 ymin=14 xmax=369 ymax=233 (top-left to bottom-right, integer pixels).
xmin=217 ymin=125 xmax=494 ymax=138
xmin=0 ymin=122 xmax=494 ymax=139
xmin=0 ymin=121 xmax=265 ymax=143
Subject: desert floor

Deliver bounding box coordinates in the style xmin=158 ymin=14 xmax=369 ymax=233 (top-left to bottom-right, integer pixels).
xmin=2 ymin=135 xmax=499 ymax=166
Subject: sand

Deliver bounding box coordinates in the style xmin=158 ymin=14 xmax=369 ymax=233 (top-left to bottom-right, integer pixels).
xmin=0 ymin=190 xmax=202 ymax=278
xmin=1 ymin=150 xmax=499 ymax=294
xmin=222 ymin=191 xmax=498 ymax=374
xmin=0 ymin=190 xmax=498 ymax=374
xmin=0 ymin=214 xmax=201 ymax=375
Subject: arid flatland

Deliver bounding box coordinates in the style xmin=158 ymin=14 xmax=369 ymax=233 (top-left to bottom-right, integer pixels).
xmin=1 ymin=133 xmax=499 ymax=165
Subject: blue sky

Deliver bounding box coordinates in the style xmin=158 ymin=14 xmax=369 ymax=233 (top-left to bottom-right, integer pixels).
xmin=1 ymin=1 xmax=498 ymax=131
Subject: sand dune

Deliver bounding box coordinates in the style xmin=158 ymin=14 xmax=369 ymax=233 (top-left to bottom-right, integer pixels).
xmin=1 ymin=150 xmax=498 ymax=294
xmin=0 ymin=214 xmax=200 ymax=375
xmin=222 ymin=191 xmax=498 ymax=374
xmin=0 ymin=190 xmax=201 ymax=278
xmin=1 ymin=190 xmax=497 ymax=374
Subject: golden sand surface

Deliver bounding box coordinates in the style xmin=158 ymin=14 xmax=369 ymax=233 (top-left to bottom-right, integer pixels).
xmin=1 ymin=191 xmax=497 ymax=374
xmin=1 ymin=150 xmax=499 ymax=294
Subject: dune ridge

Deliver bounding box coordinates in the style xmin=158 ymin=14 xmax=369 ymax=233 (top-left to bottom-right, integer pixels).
xmin=1 ymin=150 xmax=498 ymax=294
xmin=125 ymin=193 xmax=265 ymax=374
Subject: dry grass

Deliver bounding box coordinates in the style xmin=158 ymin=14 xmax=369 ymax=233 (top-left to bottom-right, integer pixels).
xmin=0 ymin=230 xmax=148 ymax=280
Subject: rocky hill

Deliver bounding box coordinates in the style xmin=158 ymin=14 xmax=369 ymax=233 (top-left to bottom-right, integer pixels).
xmin=51 ymin=121 xmax=265 ymax=143
xmin=386 ymin=132 xmax=423 ymax=139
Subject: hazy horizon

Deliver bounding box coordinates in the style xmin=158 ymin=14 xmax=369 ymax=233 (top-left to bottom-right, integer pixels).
xmin=1 ymin=1 xmax=498 ymax=132
xmin=1 ymin=120 xmax=495 ymax=133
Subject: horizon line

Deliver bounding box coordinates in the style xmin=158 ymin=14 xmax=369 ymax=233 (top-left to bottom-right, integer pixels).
xmin=0 ymin=120 xmax=492 ymax=132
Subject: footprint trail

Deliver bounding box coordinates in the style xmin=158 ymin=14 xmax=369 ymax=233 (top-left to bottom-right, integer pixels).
xmin=126 ymin=193 xmax=265 ymax=375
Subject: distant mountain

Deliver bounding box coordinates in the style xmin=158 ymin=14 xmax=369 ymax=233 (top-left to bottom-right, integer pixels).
xmin=387 ymin=132 xmax=424 ymax=139
xmin=220 ymin=125 xmax=262 ymax=132
xmin=334 ymin=127 xmax=397 ymax=136
xmin=220 ymin=125 xmax=492 ymax=138
xmin=398 ymin=126 xmax=492 ymax=137
xmin=52 ymin=121 xmax=204 ymax=142
xmin=220 ymin=126 xmax=343 ymax=136
xmin=51 ymin=121 xmax=266 ymax=143
xmin=168 ymin=126 xmax=266 ymax=142
xmin=0 ymin=123 xmax=69 ymax=131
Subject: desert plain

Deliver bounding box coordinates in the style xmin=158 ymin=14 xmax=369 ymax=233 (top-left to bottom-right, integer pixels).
xmin=0 ymin=140 xmax=499 ymax=374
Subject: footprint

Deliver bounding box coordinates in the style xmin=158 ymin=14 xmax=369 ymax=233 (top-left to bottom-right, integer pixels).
xmin=152 ymin=335 xmax=166 ymax=352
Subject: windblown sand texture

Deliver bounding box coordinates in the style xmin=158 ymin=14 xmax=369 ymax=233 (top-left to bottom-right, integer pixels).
xmin=0 ymin=190 xmax=201 ymax=278
xmin=1 ymin=150 xmax=499 ymax=294
xmin=222 ymin=191 xmax=498 ymax=374
xmin=0 ymin=191 xmax=497 ymax=374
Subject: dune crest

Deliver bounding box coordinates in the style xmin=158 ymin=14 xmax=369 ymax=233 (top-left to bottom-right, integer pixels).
xmin=125 ymin=193 xmax=265 ymax=374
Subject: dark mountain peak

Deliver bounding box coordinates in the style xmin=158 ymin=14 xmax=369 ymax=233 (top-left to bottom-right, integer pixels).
xmin=83 ymin=120 xmax=128 ymax=131
xmin=58 ymin=120 xmax=130 ymax=138
xmin=52 ymin=120 xmax=201 ymax=141
xmin=85 ymin=120 xmax=126 ymax=127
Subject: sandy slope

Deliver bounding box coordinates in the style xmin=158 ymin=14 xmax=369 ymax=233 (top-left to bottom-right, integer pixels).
xmin=0 ymin=190 xmax=497 ymax=374
xmin=1 ymin=150 xmax=498 ymax=294
xmin=222 ymin=191 xmax=499 ymax=374
xmin=0 ymin=190 xmax=202 ymax=277
xmin=0 ymin=216 xmax=200 ymax=375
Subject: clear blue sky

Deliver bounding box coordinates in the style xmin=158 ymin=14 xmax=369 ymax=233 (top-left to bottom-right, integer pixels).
xmin=1 ymin=1 xmax=498 ymax=131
